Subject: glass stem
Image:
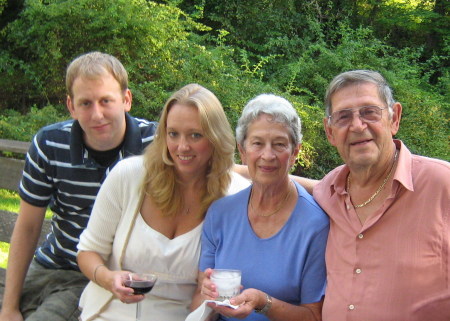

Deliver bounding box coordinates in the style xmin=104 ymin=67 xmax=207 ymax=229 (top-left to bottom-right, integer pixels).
xmin=136 ymin=301 xmax=141 ymax=321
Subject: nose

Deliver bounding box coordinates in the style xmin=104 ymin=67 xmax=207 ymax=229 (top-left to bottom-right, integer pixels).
xmin=91 ymin=103 xmax=104 ymax=121
xmin=261 ymin=144 xmax=276 ymax=160
xmin=349 ymin=112 xmax=367 ymax=132
xmin=178 ymin=136 xmax=190 ymax=151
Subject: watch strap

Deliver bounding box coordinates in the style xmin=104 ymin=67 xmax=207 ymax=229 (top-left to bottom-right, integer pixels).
xmin=254 ymin=293 xmax=272 ymax=315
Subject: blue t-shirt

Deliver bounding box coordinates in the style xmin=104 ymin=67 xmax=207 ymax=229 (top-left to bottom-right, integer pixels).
xmin=200 ymin=182 xmax=329 ymax=321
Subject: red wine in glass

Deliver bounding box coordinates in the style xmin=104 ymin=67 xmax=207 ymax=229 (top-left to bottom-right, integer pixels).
xmin=124 ymin=280 xmax=155 ymax=295
xmin=124 ymin=273 xmax=157 ymax=321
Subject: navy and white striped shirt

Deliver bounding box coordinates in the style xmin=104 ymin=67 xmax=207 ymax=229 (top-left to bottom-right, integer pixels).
xmin=19 ymin=113 xmax=157 ymax=270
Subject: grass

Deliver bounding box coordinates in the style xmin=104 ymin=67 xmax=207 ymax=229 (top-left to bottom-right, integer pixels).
xmin=0 ymin=189 xmax=21 ymax=213
xmin=0 ymin=242 xmax=9 ymax=269
xmin=0 ymin=189 xmax=52 ymax=268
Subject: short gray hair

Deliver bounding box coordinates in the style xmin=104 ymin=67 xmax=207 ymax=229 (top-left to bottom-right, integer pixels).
xmin=236 ymin=94 xmax=302 ymax=147
xmin=324 ymin=70 xmax=395 ymax=118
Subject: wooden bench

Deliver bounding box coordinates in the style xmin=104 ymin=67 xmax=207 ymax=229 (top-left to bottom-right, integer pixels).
xmin=0 ymin=139 xmax=52 ymax=305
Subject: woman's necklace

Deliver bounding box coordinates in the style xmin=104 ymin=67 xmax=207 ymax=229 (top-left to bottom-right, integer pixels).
xmin=249 ymin=183 xmax=292 ymax=217
xmin=347 ymin=149 xmax=399 ymax=208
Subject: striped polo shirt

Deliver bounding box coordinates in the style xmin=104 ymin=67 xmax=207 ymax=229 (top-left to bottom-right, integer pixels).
xmin=19 ymin=113 xmax=157 ymax=270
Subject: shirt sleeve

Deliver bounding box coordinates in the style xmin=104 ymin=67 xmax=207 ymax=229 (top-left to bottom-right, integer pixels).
xmin=199 ymin=205 xmax=219 ymax=271
xmin=19 ymin=132 xmax=55 ymax=207
xmin=300 ymin=223 xmax=329 ymax=303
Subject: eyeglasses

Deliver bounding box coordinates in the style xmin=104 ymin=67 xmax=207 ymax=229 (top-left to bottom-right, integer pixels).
xmin=328 ymin=105 xmax=387 ymax=127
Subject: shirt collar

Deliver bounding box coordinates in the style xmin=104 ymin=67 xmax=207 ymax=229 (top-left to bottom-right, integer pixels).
xmin=69 ymin=113 xmax=143 ymax=166
xmin=392 ymin=139 xmax=414 ymax=192
xmin=329 ymin=165 xmax=349 ymax=197
xmin=328 ymin=139 xmax=414 ymax=197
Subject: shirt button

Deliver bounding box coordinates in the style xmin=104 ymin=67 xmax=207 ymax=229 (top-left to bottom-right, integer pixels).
xmin=349 ymin=304 xmax=355 ymax=310
xmin=355 ymin=268 xmax=362 ymax=274
xmin=358 ymin=233 xmax=364 ymax=239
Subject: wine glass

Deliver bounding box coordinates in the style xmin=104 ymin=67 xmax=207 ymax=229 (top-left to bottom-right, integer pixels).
xmin=124 ymin=272 xmax=158 ymax=321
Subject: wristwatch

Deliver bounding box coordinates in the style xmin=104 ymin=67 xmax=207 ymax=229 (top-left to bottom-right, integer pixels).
xmin=254 ymin=293 xmax=272 ymax=315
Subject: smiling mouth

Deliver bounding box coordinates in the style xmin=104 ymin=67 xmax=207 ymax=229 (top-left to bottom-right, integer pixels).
xmin=350 ymin=139 xmax=372 ymax=146
xmin=259 ymin=166 xmax=277 ymax=171
xmin=178 ymin=155 xmax=194 ymax=161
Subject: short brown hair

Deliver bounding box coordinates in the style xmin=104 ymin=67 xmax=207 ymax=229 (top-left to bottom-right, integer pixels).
xmin=65 ymin=52 xmax=128 ymax=98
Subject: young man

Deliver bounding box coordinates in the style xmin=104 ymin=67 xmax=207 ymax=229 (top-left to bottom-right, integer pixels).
xmin=313 ymin=70 xmax=450 ymax=320
xmin=0 ymin=52 xmax=157 ymax=321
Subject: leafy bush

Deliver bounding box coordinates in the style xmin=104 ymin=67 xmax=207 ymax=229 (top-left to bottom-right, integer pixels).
xmin=0 ymin=104 xmax=67 ymax=141
xmin=0 ymin=0 xmax=447 ymax=178
xmin=0 ymin=0 xmax=198 ymax=115
xmin=269 ymin=25 xmax=449 ymax=170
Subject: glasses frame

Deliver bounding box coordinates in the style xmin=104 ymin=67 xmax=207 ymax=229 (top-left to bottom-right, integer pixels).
xmin=328 ymin=105 xmax=387 ymax=128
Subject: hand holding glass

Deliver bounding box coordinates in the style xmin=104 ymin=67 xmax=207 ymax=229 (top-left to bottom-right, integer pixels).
xmin=210 ymin=269 xmax=241 ymax=301
xmin=123 ymin=273 xmax=157 ymax=321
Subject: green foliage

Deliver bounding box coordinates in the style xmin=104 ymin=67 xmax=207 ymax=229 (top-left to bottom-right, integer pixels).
xmin=0 ymin=0 xmax=198 ymax=115
xmin=0 ymin=105 xmax=67 ymax=141
xmin=0 ymin=0 xmax=6 ymax=15
xmin=394 ymin=84 xmax=449 ymax=161
xmin=0 ymin=189 xmax=20 ymax=214
xmin=268 ymin=23 xmax=449 ymax=171
xmin=0 ymin=0 xmax=448 ymax=177
xmin=291 ymin=102 xmax=341 ymax=178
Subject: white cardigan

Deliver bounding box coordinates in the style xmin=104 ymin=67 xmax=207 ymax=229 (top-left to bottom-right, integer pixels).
xmin=77 ymin=156 xmax=249 ymax=320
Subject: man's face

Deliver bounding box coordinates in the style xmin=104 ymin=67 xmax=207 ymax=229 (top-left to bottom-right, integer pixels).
xmin=67 ymin=73 xmax=131 ymax=151
xmin=324 ymin=82 xmax=401 ymax=170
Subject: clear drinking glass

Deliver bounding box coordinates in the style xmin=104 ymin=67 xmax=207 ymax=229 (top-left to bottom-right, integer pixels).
xmin=123 ymin=273 xmax=158 ymax=321
xmin=210 ymin=269 xmax=241 ymax=301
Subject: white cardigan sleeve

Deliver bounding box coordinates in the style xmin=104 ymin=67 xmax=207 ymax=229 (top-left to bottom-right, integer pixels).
xmin=77 ymin=156 xmax=142 ymax=261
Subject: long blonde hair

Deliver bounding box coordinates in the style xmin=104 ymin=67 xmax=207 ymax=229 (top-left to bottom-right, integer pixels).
xmin=142 ymin=84 xmax=235 ymax=217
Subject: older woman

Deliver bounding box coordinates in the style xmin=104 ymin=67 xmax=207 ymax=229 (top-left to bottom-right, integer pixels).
xmin=192 ymin=94 xmax=329 ymax=321
xmin=76 ymin=84 xmax=250 ymax=321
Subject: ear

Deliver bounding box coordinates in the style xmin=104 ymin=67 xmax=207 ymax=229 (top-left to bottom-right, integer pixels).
xmin=237 ymin=143 xmax=247 ymax=165
xmin=123 ymin=89 xmax=132 ymax=112
xmin=323 ymin=117 xmax=337 ymax=147
xmin=390 ymin=102 xmax=402 ymax=136
xmin=66 ymin=95 xmax=77 ymax=119
xmin=290 ymin=143 xmax=301 ymax=167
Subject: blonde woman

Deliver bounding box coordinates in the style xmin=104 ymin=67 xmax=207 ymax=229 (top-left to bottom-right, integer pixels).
xmin=76 ymin=84 xmax=250 ymax=321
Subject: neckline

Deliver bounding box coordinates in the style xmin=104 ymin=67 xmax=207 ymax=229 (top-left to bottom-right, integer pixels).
xmin=136 ymin=213 xmax=204 ymax=241
xmin=246 ymin=182 xmax=299 ymax=240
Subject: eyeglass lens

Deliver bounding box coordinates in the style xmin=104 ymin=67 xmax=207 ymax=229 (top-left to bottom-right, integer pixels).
xmin=330 ymin=106 xmax=383 ymax=127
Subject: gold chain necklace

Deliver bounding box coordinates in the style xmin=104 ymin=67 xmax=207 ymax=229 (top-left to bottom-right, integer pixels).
xmin=347 ymin=149 xmax=398 ymax=208
xmin=249 ymin=183 xmax=292 ymax=217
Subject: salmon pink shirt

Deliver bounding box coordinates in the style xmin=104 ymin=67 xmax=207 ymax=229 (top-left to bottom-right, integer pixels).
xmin=313 ymin=140 xmax=450 ymax=321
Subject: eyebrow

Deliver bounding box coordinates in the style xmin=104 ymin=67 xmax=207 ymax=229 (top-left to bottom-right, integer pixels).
xmin=166 ymin=127 xmax=203 ymax=132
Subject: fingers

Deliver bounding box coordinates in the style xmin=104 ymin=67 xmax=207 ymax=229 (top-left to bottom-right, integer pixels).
xmin=201 ymin=283 xmax=217 ymax=299
xmin=209 ymin=302 xmax=253 ymax=319
xmin=120 ymin=293 xmax=144 ymax=304
xmin=201 ymin=269 xmax=218 ymax=299
xmin=111 ymin=270 xmax=141 ymax=303
xmin=204 ymin=268 xmax=214 ymax=277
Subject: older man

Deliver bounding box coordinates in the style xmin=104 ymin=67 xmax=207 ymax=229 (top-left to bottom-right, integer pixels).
xmin=313 ymin=70 xmax=450 ymax=320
